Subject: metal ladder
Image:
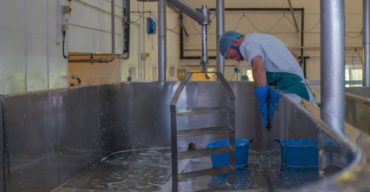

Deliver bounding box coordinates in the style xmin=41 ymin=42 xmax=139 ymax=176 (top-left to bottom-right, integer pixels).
xmin=170 ymin=72 xmax=236 ymax=191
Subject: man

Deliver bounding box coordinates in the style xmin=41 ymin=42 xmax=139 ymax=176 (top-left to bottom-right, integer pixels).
xmin=219 ymin=31 xmax=315 ymax=127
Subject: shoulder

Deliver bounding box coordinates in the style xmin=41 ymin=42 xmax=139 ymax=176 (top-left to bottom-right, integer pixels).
xmin=245 ymin=33 xmax=273 ymax=44
xmin=245 ymin=33 xmax=260 ymax=40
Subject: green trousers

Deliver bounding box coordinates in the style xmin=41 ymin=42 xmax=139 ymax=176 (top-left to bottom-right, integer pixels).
xmin=266 ymin=72 xmax=309 ymax=100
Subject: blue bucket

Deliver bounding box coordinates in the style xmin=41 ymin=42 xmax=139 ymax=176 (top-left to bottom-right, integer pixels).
xmin=206 ymin=139 xmax=250 ymax=168
xmin=279 ymin=139 xmax=318 ymax=168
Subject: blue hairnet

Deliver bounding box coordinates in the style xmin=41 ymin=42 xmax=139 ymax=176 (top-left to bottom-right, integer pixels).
xmin=219 ymin=31 xmax=241 ymax=57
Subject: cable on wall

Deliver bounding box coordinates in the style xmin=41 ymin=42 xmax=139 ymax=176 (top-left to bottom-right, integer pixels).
xmin=62 ymin=31 xmax=68 ymax=59
xmin=233 ymin=12 xmax=296 ymax=33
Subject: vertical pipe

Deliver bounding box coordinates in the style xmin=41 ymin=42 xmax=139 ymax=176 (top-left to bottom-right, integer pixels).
xmin=179 ymin=14 xmax=184 ymax=59
xmin=364 ymin=0 xmax=370 ymax=86
xmin=111 ymin=0 xmax=115 ymax=54
xmin=158 ymin=0 xmax=167 ymax=82
xmin=122 ymin=0 xmax=125 ymax=56
xmin=200 ymin=5 xmax=209 ymax=72
xmin=201 ymin=23 xmax=208 ymax=72
xmin=320 ymin=0 xmax=345 ymax=134
xmin=23 ymin=0 xmax=28 ymax=92
xmin=46 ymin=0 xmax=50 ymax=90
xmin=142 ymin=2 xmax=145 ymax=80
xmin=300 ymin=9 xmax=306 ymax=77
xmin=216 ymin=0 xmax=225 ymax=74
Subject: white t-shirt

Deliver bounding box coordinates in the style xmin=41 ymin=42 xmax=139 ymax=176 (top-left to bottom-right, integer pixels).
xmin=239 ymin=33 xmax=316 ymax=103
xmin=239 ymin=33 xmax=304 ymax=79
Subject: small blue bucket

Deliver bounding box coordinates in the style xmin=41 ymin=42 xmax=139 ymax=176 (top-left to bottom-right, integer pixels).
xmin=206 ymin=139 xmax=250 ymax=168
xmin=279 ymin=139 xmax=318 ymax=168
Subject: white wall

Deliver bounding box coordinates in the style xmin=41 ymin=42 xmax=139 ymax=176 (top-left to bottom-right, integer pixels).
xmin=0 ymin=0 xmax=365 ymax=94
xmin=0 ymin=0 xmax=69 ymax=94
xmin=67 ymin=0 xmax=123 ymax=54
xmin=0 ymin=0 xmax=127 ymax=95
xmin=121 ymin=1 xmax=180 ymax=81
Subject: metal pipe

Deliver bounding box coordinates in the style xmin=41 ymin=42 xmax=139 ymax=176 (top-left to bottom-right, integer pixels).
xmin=364 ymin=0 xmax=370 ymax=86
xmin=166 ymin=0 xmax=204 ymax=24
xmin=158 ymin=0 xmax=167 ymax=82
xmin=320 ymin=0 xmax=345 ymax=134
xmin=111 ymin=0 xmax=115 ymax=54
xmin=216 ymin=0 xmax=225 ymax=74
xmin=201 ymin=22 xmax=207 ymax=72
xmin=46 ymin=0 xmax=50 ymax=89
xmin=68 ymin=55 xmax=115 ymax=63
xmin=200 ymin=5 xmax=209 ymax=72
xmin=300 ymin=9 xmax=305 ymax=77
xmin=287 ymin=0 xmax=299 ymax=33
xmin=122 ymin=0 xmax=125 ymax=56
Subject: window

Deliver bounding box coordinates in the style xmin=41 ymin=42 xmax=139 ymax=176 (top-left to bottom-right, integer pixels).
xmin=246 ymin=69 xmax=254 ymax=82
xmin=345 ymin=64 xmax=362 ymax=87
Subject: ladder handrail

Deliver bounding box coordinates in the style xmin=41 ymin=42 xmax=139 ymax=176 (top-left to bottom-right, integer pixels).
xmin=170 ymin=72 xmax=193 ymax=106
xmin=170 ymin=72 xmax=236 ymax=107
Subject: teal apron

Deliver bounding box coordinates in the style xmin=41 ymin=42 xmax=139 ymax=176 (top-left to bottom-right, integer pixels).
xmin=266 ymin=72 xmax=309 ymax=100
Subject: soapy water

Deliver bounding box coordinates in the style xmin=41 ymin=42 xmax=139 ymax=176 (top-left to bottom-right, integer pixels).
xmin=54 ymin=148 xmax=320 ymax=192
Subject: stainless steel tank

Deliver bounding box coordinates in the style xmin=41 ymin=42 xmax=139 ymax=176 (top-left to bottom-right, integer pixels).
xmin=0 ymin=82 xmax=369 ymax=191
xmin=346 ymin=87 xmax=370 ymax=134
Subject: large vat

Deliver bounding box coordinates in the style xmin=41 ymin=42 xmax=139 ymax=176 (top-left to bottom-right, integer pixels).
xmin=346 ymin=87 xmax=370 ymax=134
xmin=0 ymin=82 xmax=368 ymax=191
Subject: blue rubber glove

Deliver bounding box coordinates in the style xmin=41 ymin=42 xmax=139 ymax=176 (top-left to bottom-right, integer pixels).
xmin=255 ymin=86 xmax=269 ymax=128
xmin=268 ymin=88 xmax=280 ymax=126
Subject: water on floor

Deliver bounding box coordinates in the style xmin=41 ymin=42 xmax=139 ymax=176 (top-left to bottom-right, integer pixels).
xmin=53 ymin=148 xmax=320 ymax=192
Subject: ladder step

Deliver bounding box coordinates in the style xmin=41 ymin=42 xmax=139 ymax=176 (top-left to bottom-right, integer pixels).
xmin=179 ymin=167 xmax=233 ymax=181
xmin=176 ymin=107 xmax=232 ymax=116
xmin=177 ymin=126 xmax=230 ymax=137
xmin=178 ymin=147 xmax=234 ymax=160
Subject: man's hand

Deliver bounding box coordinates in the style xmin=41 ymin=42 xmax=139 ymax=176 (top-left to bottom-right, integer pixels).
xmin=256 ymin=87 xmax=281 ymax=129
xmin=255 ymin=86 xmax=269 ymax=128
xmin=268 ymin=88 xmax=280 ymax=126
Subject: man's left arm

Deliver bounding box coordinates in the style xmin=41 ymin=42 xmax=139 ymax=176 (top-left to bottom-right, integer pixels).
xmin=251 ymin=56 xmax=267 ymax=87
xmin=251 ymin=56 xmax=269 ymax=128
